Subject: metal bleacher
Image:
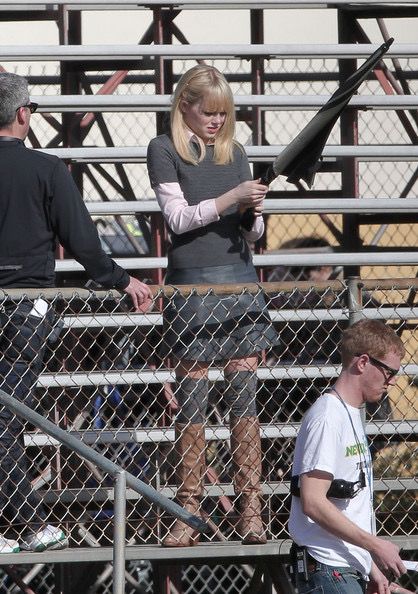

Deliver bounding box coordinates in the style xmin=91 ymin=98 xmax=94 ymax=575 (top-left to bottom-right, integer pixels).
xmin=0 ymin=1 xmax=417 ymax=593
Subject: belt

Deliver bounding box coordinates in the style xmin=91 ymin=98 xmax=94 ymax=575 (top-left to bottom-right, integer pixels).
xmin=306 ymin=553 xmax=364 ymax=580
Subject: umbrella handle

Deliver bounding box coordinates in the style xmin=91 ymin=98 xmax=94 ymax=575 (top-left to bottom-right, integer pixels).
xmin=260 ymin=165 xmax=276 ymax=186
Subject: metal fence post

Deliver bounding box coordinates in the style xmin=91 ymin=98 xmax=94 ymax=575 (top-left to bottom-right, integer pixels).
xmin=347 ymin=276 xmax=363 ymax=326
xmin=113 ymin=470 xmax=127 ymax=594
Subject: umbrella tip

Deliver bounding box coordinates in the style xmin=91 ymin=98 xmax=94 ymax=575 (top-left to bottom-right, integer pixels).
xmin=386 ymin=37 xmax=394 ymax=49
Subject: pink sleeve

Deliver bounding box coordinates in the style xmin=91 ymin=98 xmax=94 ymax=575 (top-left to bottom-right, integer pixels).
xmin=154 ymin=182 xmax=219 ymax=234
xmin=241 ymin=214 xmax=265 ymax=242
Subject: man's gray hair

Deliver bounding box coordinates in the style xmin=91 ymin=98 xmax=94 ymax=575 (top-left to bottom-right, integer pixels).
xmin=0 ymin=72 xmax=30 ymax=129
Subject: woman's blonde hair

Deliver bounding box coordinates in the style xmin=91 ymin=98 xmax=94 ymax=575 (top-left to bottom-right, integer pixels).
xmin=170 ymin=65 xmax=236 ymax=165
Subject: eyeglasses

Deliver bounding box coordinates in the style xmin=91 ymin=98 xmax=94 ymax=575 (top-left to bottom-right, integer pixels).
xmin=15 ymin=102 xmax=38 ymax=114
xmin=356 ymin=353 xmax=399 ymax=380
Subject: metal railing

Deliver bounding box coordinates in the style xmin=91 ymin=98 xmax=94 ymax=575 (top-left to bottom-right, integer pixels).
xmin=0 ymin=389 xmax=208 ymax=594
xmin=2 ymin=0 xmax=418 ymax=7
xmin=29 ymin=94 xmax=418 ymax=111
xmin=3 ymin=0 xmax=418 ymax=7
xmin=27 ymin=145 xmax=418 ymax=163
xmin=52 ymin=251 xmax=418 ymax=273
xmin=82 ymin=198 xmax=418 ymax=215
xmin=2 ymin=42 xmax=418 ymax=61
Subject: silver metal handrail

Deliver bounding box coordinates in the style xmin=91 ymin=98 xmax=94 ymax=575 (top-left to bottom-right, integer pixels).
xmin=0 ymin=389 xmax=208 ymax=594
xmin=84 ymin=198 xmax=418 ymax=215
xmin=52 ymin=251 xmax=418 ymax=273
xmin=3 ymin=0 xmax=418 ymax=7
xmin=1 ymin=42 xmax=418 ymax=60
xmin=33 ymin=145 xmax=418 ymax=162
xmin=30 ymin=94 xmax=418 ymax=112
xmin=2 ymin=0 xmax=418 ymax=8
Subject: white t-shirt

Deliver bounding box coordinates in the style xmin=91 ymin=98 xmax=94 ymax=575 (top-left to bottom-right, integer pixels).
xmin=288 ymin=392 xmax=374 ymax=578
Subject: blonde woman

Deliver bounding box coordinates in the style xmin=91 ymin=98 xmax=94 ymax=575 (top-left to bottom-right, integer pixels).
xmin=147 ymin=65 xmax=278 ymax=547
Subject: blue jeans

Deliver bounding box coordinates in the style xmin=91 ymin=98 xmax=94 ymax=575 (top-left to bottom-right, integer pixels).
xmin=294 ymin=561 xmax=366 ymax=594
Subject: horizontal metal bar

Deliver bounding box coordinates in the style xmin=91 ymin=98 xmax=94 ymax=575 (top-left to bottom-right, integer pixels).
xmin=2 ymin=0 xmax=418 ymax=6
xmin=356 ymin=307 xmax=418 ymax=322
xmin=1 ymin=0 xmax=418 ymax=8
xmin=0 ymin=541 xmax=292 ymax=566
xmin=86 ymin=198 xmax=418 ymax=215
xmin=55 ymin=255 xmax=168 ymax=270
xmin=199 ymin=478 xmax=418 ymax=496
xmin=24 ymin=425 xmax=296 ymax=447
xmin=61 ymin=306 xmax=418 ymax=329
xmin=35 ymin=145 xmax=418 ymax=162
xmin=35 ymin=366 xmax=337 ymax=388
xmin=0 ymin=535 xmax=416 ymax=567
xmin=248 ymin=145 xmax=418 ymax=160
xmin=24 ymin=420 xmax=418 ymax=448
xmin=63 ymin=312 xmax=164 ymax=328
xmin=2 ymin=43 xmax=418 ymax=60
xmin=2 ymin=280 xmax=418 ymax=302
xmin=35 ymin=363 xmax=417 ymax=388
xmin=366 ymin=421 xmax=418 ymax=437
xmin=39 ymin=475 xmax=418 ymax=506
xmin=54 ymin=251 xmax=418 ymax=273
xmin=143 ymin=477 xmax=418 ymax=497
xmin=262 ymin=198 xmax=418 ymax=214
xmin=1 ymin=277 xmax=416 ymax=305
xmin=253 ymin=252 xmax=418 ymax=267
xmin=30 ymin=94 xmax=418 ymax=112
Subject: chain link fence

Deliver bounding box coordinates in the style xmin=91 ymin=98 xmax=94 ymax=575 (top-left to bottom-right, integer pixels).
xmin=0 ymin=279 xmax=416 ymax=592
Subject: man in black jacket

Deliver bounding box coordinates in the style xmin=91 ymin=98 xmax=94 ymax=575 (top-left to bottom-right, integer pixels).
xmin=0 ymin=72 xmax=152 ymax=553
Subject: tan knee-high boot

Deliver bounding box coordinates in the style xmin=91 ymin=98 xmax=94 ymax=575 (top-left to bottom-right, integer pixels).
xmin=163 ymin=423 xmax=206 ymax=547
xmin=230 ymin=416 xmax=267 ymax=544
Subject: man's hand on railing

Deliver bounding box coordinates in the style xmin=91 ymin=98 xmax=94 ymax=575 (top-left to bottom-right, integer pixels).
xmin=122 ymin=276 xmax=153 ymax=312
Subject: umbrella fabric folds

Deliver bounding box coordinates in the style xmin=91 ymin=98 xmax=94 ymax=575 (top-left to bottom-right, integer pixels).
xmin=241 ymin=38 xmax=393 ymax=230
xmin=262 ymin=37 xmax=394 ymax=187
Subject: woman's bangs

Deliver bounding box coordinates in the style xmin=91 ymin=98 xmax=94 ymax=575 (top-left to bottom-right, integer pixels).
xmin=202 ymin=86 xmax=232 ymax=114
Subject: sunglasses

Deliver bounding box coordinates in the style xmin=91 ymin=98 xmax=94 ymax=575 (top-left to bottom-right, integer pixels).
xmin=16 ymin=102 xmax=38 ymax=114
xmin=356 ymin=353 xmax=399 ymax=380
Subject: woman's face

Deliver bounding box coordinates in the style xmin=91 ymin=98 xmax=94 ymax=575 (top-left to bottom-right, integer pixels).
xmin=181 ymin=99 xmax=226 ymax=143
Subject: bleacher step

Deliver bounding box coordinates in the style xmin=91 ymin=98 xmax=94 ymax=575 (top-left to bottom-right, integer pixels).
xmin=0 ymin=535 xmax=415 ymax=566
xmin=0 ymin=541 xmax=289 ymax=566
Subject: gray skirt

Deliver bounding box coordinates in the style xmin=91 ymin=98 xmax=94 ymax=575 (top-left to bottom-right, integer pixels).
xmin=163 ymin=261 xmax=279 ymax=362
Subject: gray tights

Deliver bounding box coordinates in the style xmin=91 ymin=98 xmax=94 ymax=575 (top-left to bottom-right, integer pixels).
xmin=175 ymin=370 xmax=257 ymax=423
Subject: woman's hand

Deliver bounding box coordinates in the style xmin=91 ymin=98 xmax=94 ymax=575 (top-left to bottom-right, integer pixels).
xmin=231 ymin=180 xmax=268 ymax=207
xmin=239 ymin=200 xmax=264 ymax=216
xmin=215 ymin=179 xmax=267 ymax=216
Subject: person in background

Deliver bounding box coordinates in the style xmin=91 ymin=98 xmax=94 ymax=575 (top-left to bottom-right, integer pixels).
xmin=288 ymin=319 xmax=406 ymax=594
xmin=147 ymin=64 xmax=278 ymax=546
xmin=267 ymin=235 xmax=393 ymax=425
xmin=268 ymin=236 xmax=341 ymax=369
xmin=0 ymin=72 xmax=152 ymax=554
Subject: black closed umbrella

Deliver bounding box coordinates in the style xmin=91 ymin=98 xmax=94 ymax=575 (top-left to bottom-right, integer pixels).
xmin=242 ymin=38 xmax=394 ymax=230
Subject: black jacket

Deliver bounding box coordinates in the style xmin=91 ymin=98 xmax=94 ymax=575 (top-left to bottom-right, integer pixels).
xmin=0 ymin=137 xmax=129 ymax=289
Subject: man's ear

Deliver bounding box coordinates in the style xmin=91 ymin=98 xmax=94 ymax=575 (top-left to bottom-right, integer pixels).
xmin=16 ymin=106 xmax=27 ymax=125
xmin=356 ymin=353 xmax=368 ymax=374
